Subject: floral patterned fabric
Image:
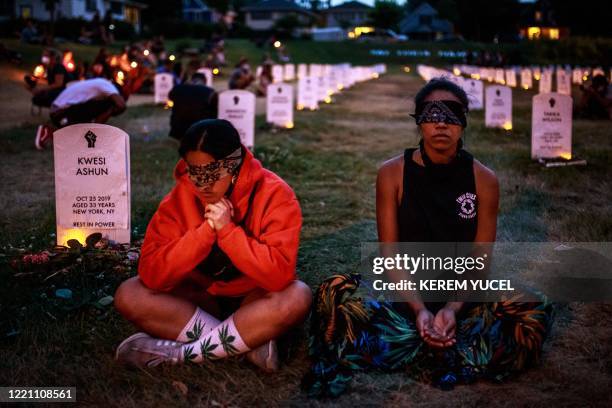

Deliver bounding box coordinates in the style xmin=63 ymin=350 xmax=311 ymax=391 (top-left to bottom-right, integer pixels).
xmin=303 ymin=273 xmax=554 ymax=398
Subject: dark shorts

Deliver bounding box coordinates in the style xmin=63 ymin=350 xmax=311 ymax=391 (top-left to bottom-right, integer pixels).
xmin=32 ymin=87 xmax=64 ymax=108
xmin=50 ymin=98 xmax=114 ymax=128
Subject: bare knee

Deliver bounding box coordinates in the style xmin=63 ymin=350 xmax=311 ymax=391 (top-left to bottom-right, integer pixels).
xmin=272 ymin=280 xmax=312 ymax=324
xmin=114 ymin=276 xmax=152 ymax=321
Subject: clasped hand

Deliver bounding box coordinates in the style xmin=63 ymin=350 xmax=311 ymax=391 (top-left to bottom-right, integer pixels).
xmin=204 ymin=198 xmax=234 ymax=231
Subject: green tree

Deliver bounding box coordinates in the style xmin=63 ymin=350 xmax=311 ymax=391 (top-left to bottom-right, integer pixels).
xmin=368 ymin=0 xmax=404 ymax=30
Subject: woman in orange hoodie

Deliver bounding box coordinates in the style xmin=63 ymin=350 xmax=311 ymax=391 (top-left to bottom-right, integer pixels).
xmin=114 ymin=119 xmax=311 ymax=371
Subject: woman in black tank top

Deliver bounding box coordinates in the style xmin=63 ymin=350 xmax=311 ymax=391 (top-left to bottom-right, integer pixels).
xmin=304 ymin=79 xmax=553 ymax=398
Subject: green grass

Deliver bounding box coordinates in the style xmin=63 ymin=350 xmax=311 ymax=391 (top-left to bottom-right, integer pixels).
xmin=1 ymin=70 xmax=611 ymax=406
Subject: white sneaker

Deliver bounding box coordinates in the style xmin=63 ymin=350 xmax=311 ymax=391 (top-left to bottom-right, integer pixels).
xmin=245 ymin=339 xmax=279 ymax=372
xmin=34 ymin=125 xmax=52 ymax=150
xmin=115 ymin=332 xmax=182 ymax=368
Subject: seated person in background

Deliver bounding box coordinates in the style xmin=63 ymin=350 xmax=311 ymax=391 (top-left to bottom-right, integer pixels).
xmin=113 ymin=119 xmax=311 ymax=371
xmin=168 ymin=73 xmax=218 ymax=140
xmin=577 ymin=74 xmax=612 ymax=120
xmin=35 ymin=77 xmax=128 ymax=150
xmin=256 ymin=63 xmax=273 ymax=97
xmin=25 ymin=49 xmax=68 ymax=108
xmin=228 ymin=57 xmax=254 ymax=90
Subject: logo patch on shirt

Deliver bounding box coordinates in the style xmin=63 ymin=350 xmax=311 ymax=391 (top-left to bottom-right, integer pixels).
xmin=457 ymin=192 xmax=477 ymax=219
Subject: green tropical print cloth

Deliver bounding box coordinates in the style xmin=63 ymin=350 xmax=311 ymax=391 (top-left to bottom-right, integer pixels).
xmin=303 ymin=273 xmax=554 ymax=398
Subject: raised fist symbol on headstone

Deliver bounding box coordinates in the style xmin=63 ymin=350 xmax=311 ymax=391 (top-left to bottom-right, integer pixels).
xmin=549 ymin=97 xmax=556 ymax=108
xmin=233 ymin=96 xmax=240 ymax=105
xmin=277 ymin=87 xmax=282 ymax=94
xmin=496 ymin=89 xmax=501 ymax=97
xmin=84 ymin=130 xmax=97 ymax=148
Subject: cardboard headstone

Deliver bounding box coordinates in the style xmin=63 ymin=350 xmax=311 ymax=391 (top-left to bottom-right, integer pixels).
xmin=505 ymin=69 xmax=517 ymax=87
xmin=485 ymin=85 xmax=512 ymax=129
xmin=531 ymin=93 xmax=572 ymax=159
xmin=284 ymin=64 xmax=295 ymax=81
xmin=572 ymin=68 xmax=583 ymax=85
xmin=154 ymin=73 xmax=174 ymax=104
xmin=297 ymin=76 xmax=319 ymax=111
xmin=266 ymin=83 xmax=294 ymax=128
xmin=556 ymin=69 xmax=571 ymax=95
xmin=465 ymin=79 xmax=484 ymax=110
xmin=297 ymin=64 xmax=308 ymax=79
xmin=539 ymin=70 xmax=552 ymax=94
xmin=53 ymin=124 xmax=130 ymax=246
xmin=196 ymin=67 xmax=214 ymax=87
xmin=521 ymin=68 xmax=533 ymax=89
xmin=218 ymin=90 xmax=255 ymax=149
xmin=272 ymin=65 xmax=284 ymax=83
xmin=495 ymin=69 xmax=505 ymax=84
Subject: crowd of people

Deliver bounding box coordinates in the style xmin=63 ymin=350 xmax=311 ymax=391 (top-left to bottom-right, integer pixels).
xmin=23 ymin=33 xmax=294 ymax=150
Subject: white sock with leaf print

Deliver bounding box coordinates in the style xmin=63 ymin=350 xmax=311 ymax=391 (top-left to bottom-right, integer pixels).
xmin=180 ymin=315 xmax=250 ymax=363
xmin=176 ymin=307 xmax=221 ymax=343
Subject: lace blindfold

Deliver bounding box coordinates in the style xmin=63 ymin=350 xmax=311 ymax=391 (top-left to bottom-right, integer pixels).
xmin=187 ymin=147 xmax=242 ymax=189
xmin=411 ymin=100 xmax=467 ymax=128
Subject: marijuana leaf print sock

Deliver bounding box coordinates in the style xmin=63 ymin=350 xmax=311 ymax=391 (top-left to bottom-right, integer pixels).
xmin=176 ymin=307 xmax=221 ymax=343
xmin=180 ymin=314 xmax=251 ymax=363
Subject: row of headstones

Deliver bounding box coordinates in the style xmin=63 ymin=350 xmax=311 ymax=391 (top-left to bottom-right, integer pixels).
xmin=452 ymin=64 xmax=611 ymax=95
xmin=155 ymin=63 xmax=386 ymax=148
xmin=52 ymin=64 xmax=387 ymax=246
xmin=417 ymin=65 xmax=572 ymax=161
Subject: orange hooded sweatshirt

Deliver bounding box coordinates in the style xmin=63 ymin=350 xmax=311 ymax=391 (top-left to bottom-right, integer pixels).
xmin=138 ymin=147 xmax=302 ymax=296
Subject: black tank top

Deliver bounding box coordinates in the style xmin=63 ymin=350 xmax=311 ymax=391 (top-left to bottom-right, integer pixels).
xmin=398 ymin=146 xmax=478 ymax=242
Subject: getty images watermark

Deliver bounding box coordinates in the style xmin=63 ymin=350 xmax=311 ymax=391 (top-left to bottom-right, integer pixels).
xmin=360 ymin=242 xmax=612 ymax=302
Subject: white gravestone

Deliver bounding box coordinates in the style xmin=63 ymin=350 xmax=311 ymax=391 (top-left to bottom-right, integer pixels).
xmin=272 ymin=65 xmax=284 ymax=83
xmin=539 ymin=70 xmax=552 ymax=94
xmin=266 ymin=83 xmax=294 ymax=128
xmin=54 ymin=124 xmax=130 ymax=246
xmin=218 ymin=90 xmax=256 ymax=149
xmin=495 ymin=69 xmax=505 ymax=84
xmin=556 ymin=69 xmax=571 ymax=95
xmin=318 ymin=75 xmax=329 ymax=102
xmin=505 ymin=69 xmax=517 ymax=87
xmin=531 ymin=93 xmax=572 ymax=159
xmin=154 ymin=73 xmax=174 ymax=104
xmin=297 ymin=64 xmax=308 ymax=79
xmin=485 ymin=85 xmax=512 ymax=129
xmin=284 ymin=64 xmax=295 ymax=81
xmin=572 ymin=68 xmax=583 ymax=84
xmin=297 ymin=76 xmax=319 ymax=111
xmin=465 ymin=79 xmax=484 ymax=110
xmin=196 ymin=67 xmax=214 ymax=87
xmin=521 ymin=68 xmax=533 ymax=89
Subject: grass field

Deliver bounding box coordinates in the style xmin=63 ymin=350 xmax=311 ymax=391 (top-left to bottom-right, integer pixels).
xmin=1 ymin=39 xmax=611 ymax=407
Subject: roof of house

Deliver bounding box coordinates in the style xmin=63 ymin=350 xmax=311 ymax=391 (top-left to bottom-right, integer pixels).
xmin=326 ymin=1 xmax=372 ymax=12
xmin=242 ymin=0 xmax=313 ymax=14
xmin=399 ymin=1 xmax=453 ymax=34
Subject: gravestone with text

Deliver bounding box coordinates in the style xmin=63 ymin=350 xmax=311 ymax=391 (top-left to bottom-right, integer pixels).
xmin=531 ymin=93 xmax=572 ymax=159
xmin=298 ymin=76 xmax=319 ymax=111
xmin=54 ymin=124 xmax=130 ymax=246
xmin=539 ymin=70 xmax=552 ymax=94
xmin=154 ymin=73 xmax=174 ymax=104
xmin=485 ymin=85 xmax=512 ymax=129
xmin=218 ymin=90 xmax=255 ymax=148
xmin=465 ymin=79 xmax=484 ymax=110
xmin=266 ymin=83 xmax=294 ymax=128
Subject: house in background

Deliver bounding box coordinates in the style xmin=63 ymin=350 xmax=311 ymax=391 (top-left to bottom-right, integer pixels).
xmin=242 ymin=0 xmax=315 ymax=31
xmin=12 ymin=0 xmax=146 ymax=33
xmin=398 ymin=2 xmax=453 ymax=40
xmin=518 ymin=0 xmax=568 ymax=40
xmin=182 ymin=0 xmax=222 ymax=24
xmin=323 ymin=1 xmax=371 ymax=29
